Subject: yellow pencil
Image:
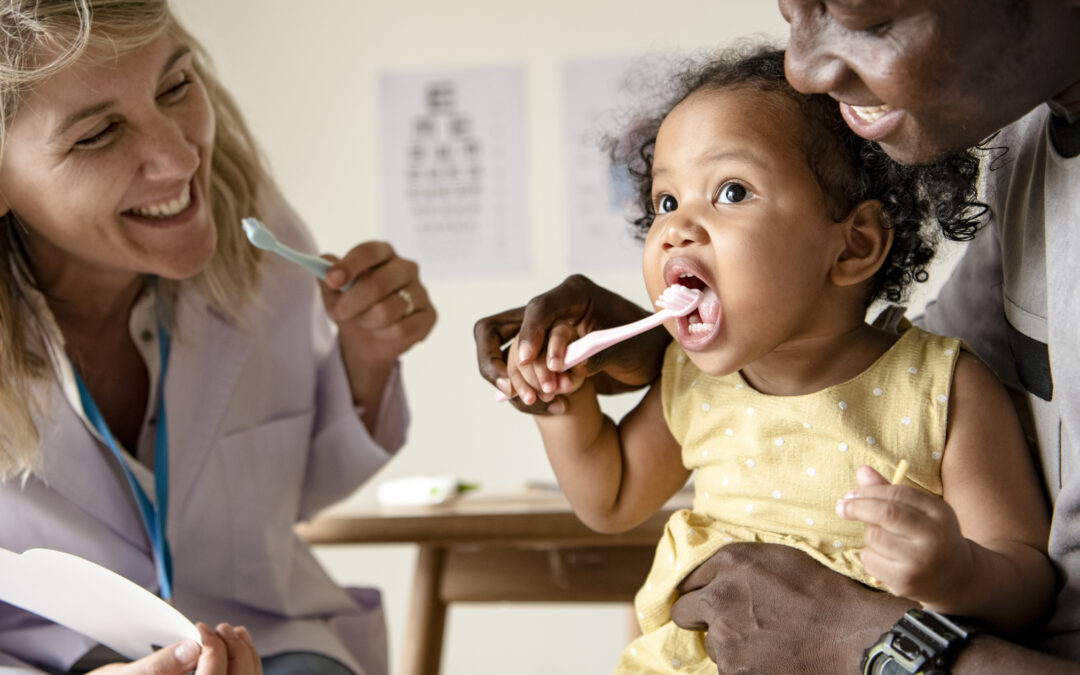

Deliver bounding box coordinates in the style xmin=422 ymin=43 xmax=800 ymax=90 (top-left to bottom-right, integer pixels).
xmin=890 ymin=459 xmax=910 ymax=485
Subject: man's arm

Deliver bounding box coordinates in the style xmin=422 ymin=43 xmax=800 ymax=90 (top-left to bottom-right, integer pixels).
xmin=669 ymin=542 xmax=1079 ymax=674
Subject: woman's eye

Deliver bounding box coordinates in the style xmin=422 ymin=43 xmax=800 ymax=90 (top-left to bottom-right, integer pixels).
xmin=656 ymin=194 xmax=678 ymax=214
xmin=717 ymin=182 xmax=753 ymax=204
xmin=74 ymin=122 xmax=120 ymax=149
xmin=158 ymin=76 xmax=192 ymax=103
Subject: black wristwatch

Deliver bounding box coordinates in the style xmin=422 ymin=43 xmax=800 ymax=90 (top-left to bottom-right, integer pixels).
xmin=860 ymin=608 xmax=978 ymax=675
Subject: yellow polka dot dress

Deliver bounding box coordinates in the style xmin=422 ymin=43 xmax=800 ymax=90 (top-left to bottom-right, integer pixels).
xmin=615 ymin=327 xmax=963 ymax=674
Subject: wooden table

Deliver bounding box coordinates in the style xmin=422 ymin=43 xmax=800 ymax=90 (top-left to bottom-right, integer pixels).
xmin=296 ymin=488 xmax=692 ymax=675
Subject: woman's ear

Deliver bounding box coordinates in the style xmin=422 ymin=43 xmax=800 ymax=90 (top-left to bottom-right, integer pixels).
xmin=830 ymin=199 xmax=891 ymax=287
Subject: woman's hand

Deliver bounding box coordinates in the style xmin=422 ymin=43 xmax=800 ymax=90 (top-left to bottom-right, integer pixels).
xmin=320 ymin=241 xmax=436 ymax=421
xmin=90 ymin=623 xmax=262 ymax=675
xmin=474 ymin=274 xmax=670 ymax=414
xmin=322 ymin=242 xmax=436 ymax=367
xmin=836 ymin=465 xmax=972 ymax=608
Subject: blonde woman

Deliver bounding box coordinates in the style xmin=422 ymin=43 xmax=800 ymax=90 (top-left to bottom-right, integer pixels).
xmin=0 ymin=1 xmax=435 ymax=673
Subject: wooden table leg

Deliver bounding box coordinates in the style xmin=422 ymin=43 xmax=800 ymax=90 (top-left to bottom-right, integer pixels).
xmin=400 ymin=545 xmax=447 ymax=675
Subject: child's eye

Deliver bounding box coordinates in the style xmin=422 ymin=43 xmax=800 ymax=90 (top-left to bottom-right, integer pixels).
xmin=717 ymin=182 xmax=753 ymax=204
xmin=655 ymin=194 xmax=678 ymax=214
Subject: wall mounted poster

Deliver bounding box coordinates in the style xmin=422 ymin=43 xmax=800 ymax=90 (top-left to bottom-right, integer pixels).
xmin=380 ymin=66 xmax=528 ymax=278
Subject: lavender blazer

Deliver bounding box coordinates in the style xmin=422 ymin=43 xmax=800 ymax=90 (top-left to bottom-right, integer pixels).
xmin=0 ymin=194 xmax=407 ymax=675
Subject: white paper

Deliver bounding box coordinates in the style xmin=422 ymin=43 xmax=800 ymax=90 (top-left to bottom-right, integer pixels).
xmin=0 ymin=548 xmax=199 ymax=660
xmin=562 ymin=55 xmax=685 ymax=270
xmin=380 ymin=66 xmax=529 ymax=278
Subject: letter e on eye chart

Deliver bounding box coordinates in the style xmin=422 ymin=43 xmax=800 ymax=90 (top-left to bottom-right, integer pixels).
xmin=380 ymin=67 xmax=529 ymax=278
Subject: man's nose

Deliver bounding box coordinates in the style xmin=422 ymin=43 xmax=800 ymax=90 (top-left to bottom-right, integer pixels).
xmin=780 ymin=1 xmax=851 ymax=96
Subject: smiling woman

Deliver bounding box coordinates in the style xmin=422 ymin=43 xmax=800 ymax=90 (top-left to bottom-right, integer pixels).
xmin=0 ymin=0 xmax=267 ymax=471
xmin=0 ymin=1 xmax=434 ymax=674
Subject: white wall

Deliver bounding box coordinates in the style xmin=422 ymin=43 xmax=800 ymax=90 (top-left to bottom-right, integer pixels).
xmin=173 ymin=2 xmax=960 ymax=673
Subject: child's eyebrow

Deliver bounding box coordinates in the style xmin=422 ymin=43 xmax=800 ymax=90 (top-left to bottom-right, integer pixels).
xmin=653 ymin=148 xmax=771 ymax=177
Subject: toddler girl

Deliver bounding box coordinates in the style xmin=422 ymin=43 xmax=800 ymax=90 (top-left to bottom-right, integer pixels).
xmin=503 ymin=45 xmax=1055 ymax=674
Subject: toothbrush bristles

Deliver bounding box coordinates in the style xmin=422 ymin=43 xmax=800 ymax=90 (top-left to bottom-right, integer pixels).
xmin=655 ymin=284 xmax=702 ymax=315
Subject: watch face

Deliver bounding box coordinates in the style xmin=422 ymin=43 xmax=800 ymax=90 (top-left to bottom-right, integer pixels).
xmin=881 ymin=660 xmax=913 ymax=675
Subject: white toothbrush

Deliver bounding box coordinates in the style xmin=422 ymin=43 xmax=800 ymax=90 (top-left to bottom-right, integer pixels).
xmin=494 ymin=284 xmax=703 ymax=402
xmin=241 ymin=217 xmax=353 ymax=290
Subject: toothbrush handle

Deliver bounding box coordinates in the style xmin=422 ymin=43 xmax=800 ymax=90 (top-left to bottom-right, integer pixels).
xmin=274 ymin=246 xmax=332 ymax=281
xmin=492 ymin=309 xmax=672 ymax=402
xmin=561 ymin=310 xmax=671 ymax=371
xmin=272 ymin=245 xmax=356 ymax=291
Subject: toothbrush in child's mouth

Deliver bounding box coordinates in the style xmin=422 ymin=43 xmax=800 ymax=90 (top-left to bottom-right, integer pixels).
xmin=494 ymin=284 xmax=703 ymax=401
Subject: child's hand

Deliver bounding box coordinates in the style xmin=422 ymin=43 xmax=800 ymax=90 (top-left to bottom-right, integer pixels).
xmin=836 ymin=465 xmax=973 ymax=608
xmin=505 ymin=328 xmax=584 ymax=408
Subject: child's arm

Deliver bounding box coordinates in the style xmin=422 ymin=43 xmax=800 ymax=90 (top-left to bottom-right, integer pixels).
xmin=838 ymin=352 xmax=1056 ymax=634
xmin=534 ymin=378 xmax=690 ymax=534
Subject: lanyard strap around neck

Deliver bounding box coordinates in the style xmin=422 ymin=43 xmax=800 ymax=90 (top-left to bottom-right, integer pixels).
xmin=74 ymin=319 xmax=173 ymax=601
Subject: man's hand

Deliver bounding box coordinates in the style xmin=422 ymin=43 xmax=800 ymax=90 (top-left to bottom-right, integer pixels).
xmin=473 ymin=274 xmax=670 ymax=414
xmin=669 ymin=543 xmax=915 ymax=674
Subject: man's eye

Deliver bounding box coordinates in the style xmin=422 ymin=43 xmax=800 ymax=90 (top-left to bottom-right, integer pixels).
xmin=656 ymin=194 xmax=678 ymax=213
xmin=717 ymin=182 xmax=752 ymax=204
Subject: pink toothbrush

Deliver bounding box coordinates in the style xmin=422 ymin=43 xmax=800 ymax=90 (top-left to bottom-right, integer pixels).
xmin=495 ymin=284 xmax=703 ymax=401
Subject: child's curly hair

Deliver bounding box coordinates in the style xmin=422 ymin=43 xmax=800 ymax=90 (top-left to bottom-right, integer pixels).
xmin=609 ymin=44 xmax=986 ymax=305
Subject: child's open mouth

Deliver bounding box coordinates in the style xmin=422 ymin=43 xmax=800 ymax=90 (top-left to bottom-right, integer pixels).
xmin=673 ymin=273 xmax=721 ymax=344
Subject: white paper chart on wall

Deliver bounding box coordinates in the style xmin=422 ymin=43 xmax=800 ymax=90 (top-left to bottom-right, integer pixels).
xmin=563 ymin=54 xmax=685 ymax=271
xmin=380 ymin=67 xmax=529 ymax=278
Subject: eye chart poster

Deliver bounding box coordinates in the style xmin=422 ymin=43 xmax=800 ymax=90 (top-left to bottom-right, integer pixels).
xmin=563 ymin=57 xmax=656 ymax=271
xmin=379 ymin=67 xmax=529 ymax=278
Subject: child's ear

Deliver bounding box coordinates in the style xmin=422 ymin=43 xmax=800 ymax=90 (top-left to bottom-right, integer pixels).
xmin=830 ymin=199 xmax=891 ymax=287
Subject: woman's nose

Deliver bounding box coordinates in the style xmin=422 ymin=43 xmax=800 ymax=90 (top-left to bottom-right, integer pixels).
xmin=138 ymin=117 xmax=200 ymax=182
xmin=782 ymin=3 xmax=852 ymax=96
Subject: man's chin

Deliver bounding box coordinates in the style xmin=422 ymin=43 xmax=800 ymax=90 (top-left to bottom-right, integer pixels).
xmin=877 ymin=137 xmax=958 ymax=166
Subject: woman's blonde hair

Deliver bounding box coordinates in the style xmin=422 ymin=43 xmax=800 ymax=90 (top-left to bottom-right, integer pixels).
xmin=0 ymin=0 xmax=268 ymax=480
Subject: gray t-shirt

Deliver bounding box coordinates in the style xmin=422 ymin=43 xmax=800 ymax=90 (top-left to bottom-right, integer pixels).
xmin=921 ymin=103 xmax=1080 ymax=659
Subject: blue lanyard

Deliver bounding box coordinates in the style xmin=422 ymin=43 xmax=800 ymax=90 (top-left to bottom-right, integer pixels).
xmin=73 ymin=320 xmax=173 ymax=601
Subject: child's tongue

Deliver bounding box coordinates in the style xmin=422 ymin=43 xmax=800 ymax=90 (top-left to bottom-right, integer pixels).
xmin=696 ymin=287 xmax=721 ymax=325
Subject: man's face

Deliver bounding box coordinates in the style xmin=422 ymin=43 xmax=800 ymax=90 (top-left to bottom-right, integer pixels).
xmin=778 ymin=0 xmax=1080 ymax=164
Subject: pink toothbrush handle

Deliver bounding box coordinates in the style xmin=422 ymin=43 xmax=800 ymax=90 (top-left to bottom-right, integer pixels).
xmin=560 ymin=309 xmax=672 ymax=370
xmin=488 ymin=308 xmax=665 ymax=401
xmin=492 ymin=308 xmax=675 ymax=402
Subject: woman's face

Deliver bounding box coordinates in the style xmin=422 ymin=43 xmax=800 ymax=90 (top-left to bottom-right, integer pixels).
xmin=641 ymin=87 xmax=847 ymax=378
xmin=0 ymin=32 xmax=217 ymax=289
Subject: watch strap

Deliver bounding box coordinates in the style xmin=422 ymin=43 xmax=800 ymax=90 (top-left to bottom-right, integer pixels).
xmin=861 ymin=609 xmax=978 ymax=674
